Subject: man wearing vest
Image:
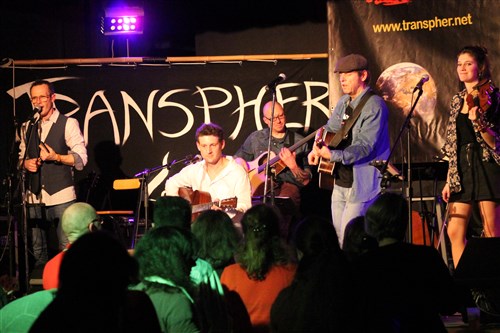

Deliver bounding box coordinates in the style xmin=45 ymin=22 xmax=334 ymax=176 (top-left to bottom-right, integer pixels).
xmin=308 ymin=54 xmax=390 ymax=247
xmin=19 ymin=80 xmax=87 ymax=268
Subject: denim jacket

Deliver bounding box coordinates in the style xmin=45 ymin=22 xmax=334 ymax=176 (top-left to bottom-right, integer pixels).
xmin=325 ymin=87 xmax=390 ymax=202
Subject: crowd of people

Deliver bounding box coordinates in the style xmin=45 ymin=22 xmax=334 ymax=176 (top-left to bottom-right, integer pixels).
xmin=1 ymin=45 xmax=498 ymax=332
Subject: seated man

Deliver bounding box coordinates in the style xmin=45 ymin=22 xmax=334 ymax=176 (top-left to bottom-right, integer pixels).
xmin=164 ymin=122 xmax=252 ymax=221
xmin=234 ymin=101 xmax=311 ymax=206
xmin=234 ymin=101 xmax=311 ymax=239
xmin=42 ymin=202 xmax=100 ymax=289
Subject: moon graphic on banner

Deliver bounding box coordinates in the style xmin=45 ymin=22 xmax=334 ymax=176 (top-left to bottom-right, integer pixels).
xmin=375 ymin=62 xmax=440 ymax=163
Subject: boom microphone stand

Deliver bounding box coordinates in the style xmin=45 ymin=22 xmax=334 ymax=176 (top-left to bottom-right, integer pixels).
xmin=380 ymin=78 xmax=427 ymax=243
xmin=130 ymin=154 xmax=199 ymax=248
xmin=262 ymin=88 xmax=281 ymax=205
xmin=16 ymin=109 xmax=42 ymax=293
xmin=261 ymin=73 xmax=286 ymax=205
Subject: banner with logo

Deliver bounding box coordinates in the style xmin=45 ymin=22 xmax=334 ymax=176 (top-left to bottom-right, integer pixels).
xmin=329 ymin=0 xmax=499 ymax=164
xmin=0 ymin=59 xmax=329 ymax=202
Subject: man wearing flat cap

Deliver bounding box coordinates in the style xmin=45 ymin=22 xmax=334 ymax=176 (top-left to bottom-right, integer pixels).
xmin=308 ymin=53 xmax=390 ymax=246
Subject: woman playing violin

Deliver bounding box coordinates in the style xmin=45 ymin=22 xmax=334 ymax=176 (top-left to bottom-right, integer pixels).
xmin=441 ymin=46 xmax=500 ymax=268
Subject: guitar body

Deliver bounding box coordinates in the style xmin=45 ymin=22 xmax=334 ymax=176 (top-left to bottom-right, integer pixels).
xmin=315 ymin=92 xmax=375 ymax=191
xmin=247 ymin=151 xmax=285 ymax=196
xmin=247 ymin=151 xmax=276 ymax=172
xmin=246 ymin=129 xmax=320 ymax=196
xmin=178 ymin=187 xmax=237 ymax=222
xmin=315 ymin=129 xmax=337 ymax=190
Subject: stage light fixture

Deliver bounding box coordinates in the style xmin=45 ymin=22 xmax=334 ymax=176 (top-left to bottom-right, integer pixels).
xmin=101 ymin=6 xmax=144 ymax=36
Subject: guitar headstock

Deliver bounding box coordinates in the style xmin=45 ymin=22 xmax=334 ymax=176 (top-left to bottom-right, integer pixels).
xmin=315 ymin=127 xmax=326 ymax=148
xmin=218 ymin=197 xmax=238 ymax=210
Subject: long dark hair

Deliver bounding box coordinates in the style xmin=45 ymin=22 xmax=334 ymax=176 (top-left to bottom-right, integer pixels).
xmin=134 ymin=226 xmax=195 ymax=293
xmin=191 ymin=210 xmax=240 ymax=271
xmin=237 ymin=204 xmax=291 ymax=281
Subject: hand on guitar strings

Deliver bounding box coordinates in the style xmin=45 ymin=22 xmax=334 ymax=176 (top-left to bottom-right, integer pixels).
xmin=307 ymin=143 xmax=332 ymax=166
xmin=278 ymin=147 xmax=298 ymax=170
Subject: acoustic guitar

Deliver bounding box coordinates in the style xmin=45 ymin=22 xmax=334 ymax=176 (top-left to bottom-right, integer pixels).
xmin=247 ymin=129 xmax=319 ymax=196
xmin=178 ymin=187 xmax=238 ymax=221
xmin=314 ymin=126 xmax=347 ymax=190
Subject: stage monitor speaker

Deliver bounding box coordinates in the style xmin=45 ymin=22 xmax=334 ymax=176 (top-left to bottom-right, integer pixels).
xmin=454 ymin=237 xmax=500 ymax=288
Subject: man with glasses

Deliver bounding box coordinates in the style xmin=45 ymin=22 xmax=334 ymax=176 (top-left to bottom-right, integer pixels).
xmin=234 ymin=101 xmax=311 ymax=231
xmin=19 ymin=80 xmax=87 ymax=268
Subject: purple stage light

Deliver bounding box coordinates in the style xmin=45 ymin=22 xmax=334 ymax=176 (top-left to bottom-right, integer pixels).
xmin=101 ymin=6 xmax=144 ymax=36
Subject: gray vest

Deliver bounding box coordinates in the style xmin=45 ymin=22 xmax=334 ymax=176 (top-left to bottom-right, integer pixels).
xmin=27 ymin=114 xmax=74 ymax=195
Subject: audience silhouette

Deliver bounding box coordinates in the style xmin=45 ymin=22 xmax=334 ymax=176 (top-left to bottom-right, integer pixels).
xmin=30 ymin=231 xmax=160 ymax=332
xmin=192 ymin=210 xmax=241 ymax=277
xmin=151 ymin=195 xmax=231 ymax=333
xmin=132 ymin=226 xmax=201 ymax=332
xmin=221 ymin=204 xmax=296 ymax=333
xmin=42 ymin=202 xmax=99 ymax=290
xmin=271 ymin=215 xmax=359 ymax=332
xmin=353 ymin=192 xmax=458 ymax=333
xmin=342 ymin=215 xmax=377 ymax=262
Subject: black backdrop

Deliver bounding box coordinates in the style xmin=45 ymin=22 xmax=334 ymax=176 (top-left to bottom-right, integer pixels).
xmin=1 ymin=59 xmax=329 ymax=202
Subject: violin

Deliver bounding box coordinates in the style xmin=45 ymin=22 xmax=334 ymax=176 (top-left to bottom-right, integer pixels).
xmin=465 ymin=79 xmax=499 ymax=131
xmin=466 ymin=79 xmax=495 ymax=113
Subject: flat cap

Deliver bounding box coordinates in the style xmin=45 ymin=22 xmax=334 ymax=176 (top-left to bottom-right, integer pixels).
xmin=334 ymin=54 xmax=368 ymax=73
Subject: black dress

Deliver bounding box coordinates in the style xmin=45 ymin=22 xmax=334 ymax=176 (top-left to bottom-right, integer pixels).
xmin=450 ymin=112 xmax=500 ymax=203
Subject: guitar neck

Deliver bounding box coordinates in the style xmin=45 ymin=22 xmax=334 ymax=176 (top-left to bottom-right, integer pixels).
xmin=257 ymin=129 xmax=319 ymax=174
xmin=191 ymin=201 xmax=217 ymax=214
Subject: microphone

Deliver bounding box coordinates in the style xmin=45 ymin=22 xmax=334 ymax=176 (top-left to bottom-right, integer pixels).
xmin=413 ymin=74 xmax=430 ymax=92
xmin=29 ymin=107 xmax=42 ymax=123
xmin=265 ymin=73 xmax=287 ymax=91
xmin=184 ymin=154 xmax=203 ymax=165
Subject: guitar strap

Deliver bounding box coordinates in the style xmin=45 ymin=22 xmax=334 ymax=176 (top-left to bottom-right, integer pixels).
xmin=330 ymin=90 xmax=375 ymax=148
xmin=286 ymin=130 xmax=294 ymax=148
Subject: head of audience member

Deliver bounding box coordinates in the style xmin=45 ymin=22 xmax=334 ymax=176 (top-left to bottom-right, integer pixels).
xmin=334 ymin=53 xmax=371 ymax=99
xmin=153 ymin=195 xmax=192 ymax=230
xmin=237 ymin=204 xmax=290 ymax=281
xmin=31 ymin=231 xmax=138 ymax=332
xmin=262 ymin=101 xmax=287 ymax=134
xmin=61 ymin=202 xmax=100 ymax=244
xmin=292 ymin=215 xmax=340 ymax=261
xmin=364 ymin=192 xmax=408 ymax=245
xmin=134 ymin=226 xmax=196 ymax=294
xmin=342 ymin=215 xmax=378 ymax=261
xmin=58 ymin=231 xmax=136 ymax=298
xmin=191 ymin=210 xmax=240 ymax=273
xmin=195 ymin=122 xmax=226 ymax=165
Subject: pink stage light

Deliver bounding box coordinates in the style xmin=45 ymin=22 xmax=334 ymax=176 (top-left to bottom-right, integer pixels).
xmin=101 ymin=6 xmax=144 ymax=36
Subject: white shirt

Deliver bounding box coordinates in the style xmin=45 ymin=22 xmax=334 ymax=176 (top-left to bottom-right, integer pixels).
xmin=19 ymin=109 xmax=88 ymax=206
xmin=164 ymin=156 xmax=252 ymax=213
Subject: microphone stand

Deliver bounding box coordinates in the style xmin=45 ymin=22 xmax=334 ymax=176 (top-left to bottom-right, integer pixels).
xmin=16 ymin=112 xmax=41 ymax=293
xmin=262 ymin=87 xmax=278 ymax=206
xmin=130 ymin=155 xmax=196 ymax=248
xmin=380 ymin=86 xmax=425 ymax=243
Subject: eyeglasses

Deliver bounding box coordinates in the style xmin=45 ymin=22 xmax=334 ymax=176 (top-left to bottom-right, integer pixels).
xmin=30 ymin=95 xmax=51 ymax=103
xmin=264 ymin=114 xmax=285 ymax=122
